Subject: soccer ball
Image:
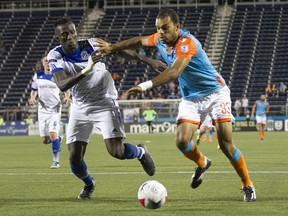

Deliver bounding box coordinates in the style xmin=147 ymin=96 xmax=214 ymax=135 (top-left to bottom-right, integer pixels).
xmin=137 ymin=180 xmax=167 ymax=209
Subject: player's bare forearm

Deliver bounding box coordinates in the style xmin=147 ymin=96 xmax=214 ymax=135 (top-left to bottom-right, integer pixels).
xmin=151 ymin=67 xmax=179 ymax=87
xmin=29 ymin=91 xmax=38 ymax=106
xmin=53 ymin=71 xmax=85 ymax=92
xmin=137 ymin=55 xmax=168 ymax=73
xmin=98 ymin=37 xmax=146 ymax=54
xmin=111 ymin=37 xmax=143 ymax=52
xmin=150 ymin=57 xmax=189 ymax=87
xmin=119 ymin=50 xmax=167 ymax=73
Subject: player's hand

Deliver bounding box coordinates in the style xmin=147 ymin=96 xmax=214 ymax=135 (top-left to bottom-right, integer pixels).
xmin=81 ymin=54 xmax=97 ymax=76
xmin=90 ymin=50 xmax=104 ymax=64
xmin=63 ymin=96 xmax=72 ymax=105
xmin=28 ymin=98 xmax=36 ymax=106
xmin=96 ymin=38 xmax=114 ymax=55
xmin=127 ymin=86 xmax=142 ymax=96
xmin=148 ymin=59 xmax=168 ymax=73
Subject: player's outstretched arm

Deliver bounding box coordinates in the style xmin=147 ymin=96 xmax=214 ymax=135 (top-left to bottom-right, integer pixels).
xmin=96 ymin=38 xmax=167 ymax=73
xmin=128 ymin=56 xmax=190 ymax=96
xmin=97 ymin=36 xmax=149 ymax=55
xmin=119 ymin=49 xmax=168 ymax=73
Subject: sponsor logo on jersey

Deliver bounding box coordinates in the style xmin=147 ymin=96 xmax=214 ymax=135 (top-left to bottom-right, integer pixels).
xmin=81 ymin=51 xmax=89 ymax=60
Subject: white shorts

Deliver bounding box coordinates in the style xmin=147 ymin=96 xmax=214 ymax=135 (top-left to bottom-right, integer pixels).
xmin=38 ymin=110 xmax=61 ymax=137
xmin=66 ymin=99 xmax=125 ymax=144
xmin=177 ymin=86 xmax=233 ymax=125
xmin=256 ymin=116 xmax=267 ymax=125
xmin=200 ymin=116 xmax=214 ymax=128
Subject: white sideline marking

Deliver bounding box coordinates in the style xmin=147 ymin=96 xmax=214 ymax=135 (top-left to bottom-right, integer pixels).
xmin=1 ymin=170 xmax=288 ymax=176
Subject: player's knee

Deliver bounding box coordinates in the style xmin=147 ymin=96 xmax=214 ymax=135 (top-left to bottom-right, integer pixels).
xmin=69 ymin=153 xmax=83 ymax=165
xmin=108 ymin=147 xmax=125 ymax=159
xmin=68 ymin=144 xmax=84 ymax=165
xmin=175 ymin=136 xmax=190 ymax=151
xmin=105 ymin=138 xmax=125 ymax=159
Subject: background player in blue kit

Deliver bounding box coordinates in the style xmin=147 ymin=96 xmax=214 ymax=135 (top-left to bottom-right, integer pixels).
xmin=29 ymin=55 xmax=70 ymax=169
xmin=98 ymin=8 xmax=256 ymax=202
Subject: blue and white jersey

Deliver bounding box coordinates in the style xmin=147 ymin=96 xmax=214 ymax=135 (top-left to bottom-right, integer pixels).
xmin=31 ymin=71 xmax=61 ymax=113
xmin=47 ymin=38 xmax=117 ymax=110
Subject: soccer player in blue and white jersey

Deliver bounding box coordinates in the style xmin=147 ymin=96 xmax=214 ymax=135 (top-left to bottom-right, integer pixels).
xmin=251 ymin=95 xmax=269 ymax=140
xmin=47 ymin=17 xmax=167 ymax=200
xmin=98 ymin=9 xmax=256 ymax=202
xmin=29 ymin=55 xmax=69 ymax=169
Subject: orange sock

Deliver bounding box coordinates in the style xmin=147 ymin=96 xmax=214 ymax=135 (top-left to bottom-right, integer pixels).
xmin=230 ymin=149 xmax=253 ymax=187
xmin=258 ymin=130 xmax=262 ymax=136
xmin=262 ymin=130 xmax=265 ymax=137
xmin=182 ymin=142 xmax=206 ymax=167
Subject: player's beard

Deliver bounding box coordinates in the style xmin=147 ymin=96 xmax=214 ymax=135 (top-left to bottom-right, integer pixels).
xmin=64 ymin=42 xmax=78 ymax=54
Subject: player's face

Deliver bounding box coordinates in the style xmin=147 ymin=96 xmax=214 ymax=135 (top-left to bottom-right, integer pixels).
xmin=260 ymin=95 xmax=266 ymax=101
xmin=41 ymin=56 xmax=51 ymax=74
xmin=55 ymin=23 xmax=78 ymax=54
xmin=155 ymin=16 xmax=179 ymax=46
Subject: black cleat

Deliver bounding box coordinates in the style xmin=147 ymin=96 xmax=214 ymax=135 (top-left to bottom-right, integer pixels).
xmin=242 ymin=186 xmax=256 ymax=202
xmin=138 ymin=144 xmax=155 ymax=176
xmin=78 ymin=179 xmax=96 ymax=200
xmin=191 ymin=158 xmax=211 ymax=189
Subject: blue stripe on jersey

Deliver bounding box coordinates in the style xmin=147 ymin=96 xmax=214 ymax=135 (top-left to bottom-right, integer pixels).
xmin=155 ymin=29 xmax=226 ymax=101
xmin=36 ymin=71 xmax=53 ymax=81
xmin=55 ymin=40 xmax=94 ymax=64
xmin=51 ymin=68 xmax=64 ymax=73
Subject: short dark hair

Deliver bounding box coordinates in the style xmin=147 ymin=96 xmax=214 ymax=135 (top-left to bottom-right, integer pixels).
xmin=157 ymin=8 xmax=179 ymax=24
xmin=54 ymin=17 xmax=73 ymax=28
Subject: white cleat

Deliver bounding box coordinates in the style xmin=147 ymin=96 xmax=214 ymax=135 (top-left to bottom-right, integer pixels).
xmin=50 ymin=161 xmax=60 ymax=169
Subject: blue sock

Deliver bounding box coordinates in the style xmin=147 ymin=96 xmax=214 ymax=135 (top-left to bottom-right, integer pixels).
xmin=70 ymin=160 xmax=93 ymax=185
xmin=51 ymin=138 xmax=60 ymax=154
xmin=123 ymin=143 xmax=141 ymax=159
xmin=209 ymin=130 xmax=213 ymax=138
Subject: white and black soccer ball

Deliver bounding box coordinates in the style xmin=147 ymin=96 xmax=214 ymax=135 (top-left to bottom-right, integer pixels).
xmin=137 ymin=180 xmax=167 ymax=209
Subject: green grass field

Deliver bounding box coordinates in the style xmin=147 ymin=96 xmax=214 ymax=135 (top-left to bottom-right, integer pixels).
xmin=0 ymin=132 xmax=287 ymax=216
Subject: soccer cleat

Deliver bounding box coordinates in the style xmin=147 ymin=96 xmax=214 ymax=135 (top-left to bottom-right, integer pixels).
xmin=50 ymin=161 xmax=60 ymax=169
xmin=202 ymin=137 xmax=207 ymax=142
xmin=78 ymin=180 xmax=96 ymax=200
xmin=137 ymin=144 xmax=155 ymax=176
xmin=208 ymin=138 xmax=213 ymax=142
xmin=242 ymin=186 xmax=256 ymax=202
xmin=191 ymin=158 xmax=211 ymax=189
